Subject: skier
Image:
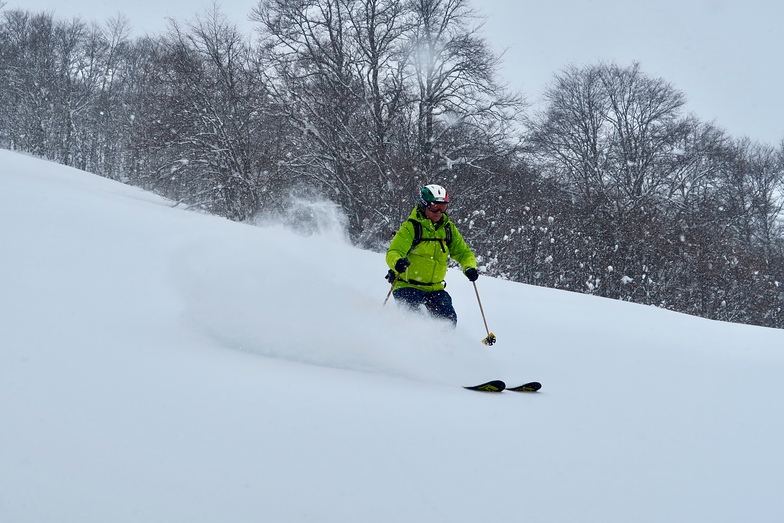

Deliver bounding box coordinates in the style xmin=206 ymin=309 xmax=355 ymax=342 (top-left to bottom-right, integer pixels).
xmin=386 ymin=183 xmax=479 ymax=325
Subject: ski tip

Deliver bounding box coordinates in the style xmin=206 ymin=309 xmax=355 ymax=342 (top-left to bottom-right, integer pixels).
xmin=507 ymin=381 xmax=542 ymax=393
xmin=464 ymin=380 xmax=506 ymax=392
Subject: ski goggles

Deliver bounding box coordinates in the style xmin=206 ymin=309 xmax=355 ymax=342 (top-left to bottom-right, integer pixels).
xmin=427 ymin=202 xmax=448 ymax=212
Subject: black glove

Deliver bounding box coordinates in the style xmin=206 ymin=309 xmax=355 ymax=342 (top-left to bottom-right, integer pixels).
xmin=385 ymin=269 xmax=397 ymax=284
xmin=465 ymin=267 xmax=479 ymax=281
xmin=394 ymin=257 xmax=410 ymax=273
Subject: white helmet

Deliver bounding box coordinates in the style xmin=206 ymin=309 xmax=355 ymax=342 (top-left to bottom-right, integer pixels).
xmin=419 ymin=184 xmax=450 ymax=206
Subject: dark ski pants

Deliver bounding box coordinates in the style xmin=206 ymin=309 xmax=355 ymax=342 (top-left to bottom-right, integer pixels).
xmin=393 ymin=287 xmax=457 ymax=325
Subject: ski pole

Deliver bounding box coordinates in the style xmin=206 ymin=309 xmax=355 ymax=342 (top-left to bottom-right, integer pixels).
xmin=473 ymin=281 xmax=496 ymax=346
xmin=383 ymin=270 xmax=397 ymax=307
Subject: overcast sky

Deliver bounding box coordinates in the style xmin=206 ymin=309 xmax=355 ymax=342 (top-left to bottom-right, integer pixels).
xmin=8 ymin=0 xmax=784 ymax=145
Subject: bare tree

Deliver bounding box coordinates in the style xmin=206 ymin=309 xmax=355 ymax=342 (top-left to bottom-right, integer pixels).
xmin=721 ymin=138 xmax=784 ymax=261
xmin=407 ymin=0 xmax=521 ymax=178
xmin=527 ymin=62 xmax=694 ymax=300
xmin=0 ymin=10 xmax=59 ymax=157
xmin=252 ymin=0 xmax=522 ymax=245
xmin=527 ymin=64 xmax=608 ymax=203
xmin=147 ymin=5 xmax=277 ymax=220
xmin=253 ymin=0 xmax=413 ymax=244
xmin=529 ymin=62 xmax=689 ymax=216
xmin=345 ymin=0 xmax=408 ymax=163
xmin=599 ymin=63 xmax=689 ymax=212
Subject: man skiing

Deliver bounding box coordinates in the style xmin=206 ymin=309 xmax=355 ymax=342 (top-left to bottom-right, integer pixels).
xmin=386 ymin=184 xmax=479 ymax=325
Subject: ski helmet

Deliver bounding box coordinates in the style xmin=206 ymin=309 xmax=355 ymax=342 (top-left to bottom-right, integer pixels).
xmin=419 ymin=184 xmax=450 ymax=207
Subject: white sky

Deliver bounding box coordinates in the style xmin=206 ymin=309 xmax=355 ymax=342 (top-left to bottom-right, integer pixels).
xmin=7 ymin=0 xmax=784 ymax=145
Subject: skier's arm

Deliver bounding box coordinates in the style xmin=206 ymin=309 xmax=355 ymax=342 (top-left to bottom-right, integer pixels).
xmin=386 ymin=221 xmax=415 ymax=271
xmin=448 ymin=224 xmax=477 ymax=273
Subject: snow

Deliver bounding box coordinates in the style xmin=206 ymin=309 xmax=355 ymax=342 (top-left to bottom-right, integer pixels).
xmin=3 ymin=147 xmax=784 ymax=522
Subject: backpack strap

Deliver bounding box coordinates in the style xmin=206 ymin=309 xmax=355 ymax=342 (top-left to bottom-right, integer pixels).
xmin=407 ymin=219 xmax=452 ymax=253
xmin=408 ymin=219 xmax=423 ymax=250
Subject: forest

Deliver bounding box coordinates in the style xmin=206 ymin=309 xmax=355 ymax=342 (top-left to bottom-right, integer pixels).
xmin=2 ymin=0 xmax=783 ymax=328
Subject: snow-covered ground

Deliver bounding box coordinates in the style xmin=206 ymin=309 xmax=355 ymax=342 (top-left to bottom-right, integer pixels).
xmin=2 ymin=148 xmax=784 ymax=522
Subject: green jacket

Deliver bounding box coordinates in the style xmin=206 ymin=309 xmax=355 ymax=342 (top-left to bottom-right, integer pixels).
xmin=386 ymin=207 xmax=477 ymax=292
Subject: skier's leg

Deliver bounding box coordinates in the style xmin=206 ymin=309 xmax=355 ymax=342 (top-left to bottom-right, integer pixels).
xmin=424 ymin=290 xmax=457 ymax=325
xmin=392 ymin=287 xmax=426 ymax=312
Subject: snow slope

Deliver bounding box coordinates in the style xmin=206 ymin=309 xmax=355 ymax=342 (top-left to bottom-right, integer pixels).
xmin=2 ymin=148 xmax=784 ymax=522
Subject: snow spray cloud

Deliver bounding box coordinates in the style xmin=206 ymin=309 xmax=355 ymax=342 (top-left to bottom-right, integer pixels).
xmin=251 ymin=189 xmax=350 ymax=245
xmin=171 ymin=219 xmax=498 ymax=385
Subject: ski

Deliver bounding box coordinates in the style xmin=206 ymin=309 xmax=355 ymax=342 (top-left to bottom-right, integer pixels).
xmin=507 ymin=381 xmax=542 ymax=393
xmin=463 ymin=380 xmax=541 ymax=393
xmin=464 ymin=380 xmax=506 ymax=392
